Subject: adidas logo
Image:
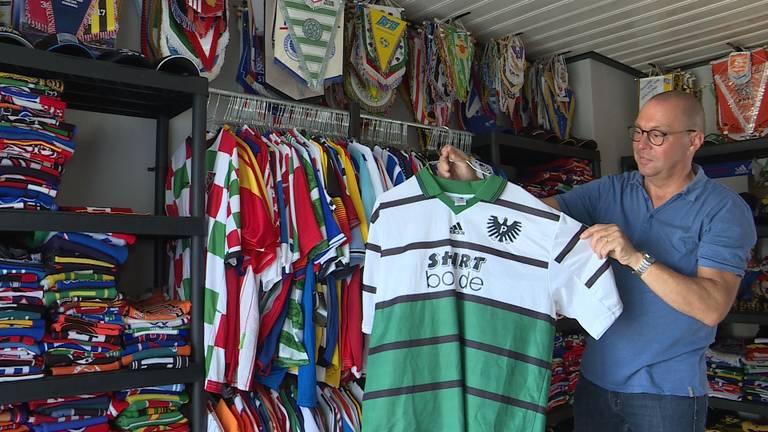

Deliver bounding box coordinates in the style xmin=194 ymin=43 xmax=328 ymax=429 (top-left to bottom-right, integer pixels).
xmin=450 ymin=222 xmax=465 ymax=235
xmin=735 ymin=164 xmax=750 ymax=175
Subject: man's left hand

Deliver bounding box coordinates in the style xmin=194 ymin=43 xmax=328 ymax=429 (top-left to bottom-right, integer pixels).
xmin=581 ymin=224 xmax=643 ymax=269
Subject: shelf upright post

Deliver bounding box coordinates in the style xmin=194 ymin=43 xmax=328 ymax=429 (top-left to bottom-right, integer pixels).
xmin=348 ymin=102 xmax=361 ymax=139
xmin=489 ymin=133 xmax=501 ymax=165
xmin=154 ymin=115 xmax=170 ymax=288
xmin=189 ymin=93 xmax=207 ymax=432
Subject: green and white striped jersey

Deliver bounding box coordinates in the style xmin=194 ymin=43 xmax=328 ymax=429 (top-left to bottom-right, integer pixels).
xmin=361 ymin=169 xmax=622 ymax=432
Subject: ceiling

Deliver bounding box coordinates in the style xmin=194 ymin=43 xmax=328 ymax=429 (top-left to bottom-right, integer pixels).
xmin=399 ymin=0 xmax=768 ymax=72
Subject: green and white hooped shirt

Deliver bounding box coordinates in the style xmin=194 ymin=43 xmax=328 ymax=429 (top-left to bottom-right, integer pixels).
xmin=361 ymin=169 xmax=623 ymax=432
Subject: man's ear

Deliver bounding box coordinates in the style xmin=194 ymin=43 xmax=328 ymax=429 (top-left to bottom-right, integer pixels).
xmin=689 ymin=131 xmax=704 ymax=153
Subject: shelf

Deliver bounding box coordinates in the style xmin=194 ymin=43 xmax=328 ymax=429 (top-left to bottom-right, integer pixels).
xmin=621 ymin=136 xmax=768 ymax=172
xmin=722 ymin=311 xmax=768 ymax=325
xmin=708 ymin=396 xmax=768 ymax=416
xmin=0 ymin=365 xmax=202 ymax=404
xmin=0 ymin=44 xmax=207 ymax=118
xmin=474 ymin=132 xmax=601 ymax=161
xmin=546 ymin=403 xmax=573 ymax=426
xmin=0 ymin=211 xmax=205 ymax=237
xmin=556 ymin=318 xmax=583 ymax=332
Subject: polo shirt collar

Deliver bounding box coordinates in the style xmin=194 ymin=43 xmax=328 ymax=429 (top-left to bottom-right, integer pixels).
xmin=631 ymin=163 xmax=707 ymax=202
xmin=416 ymin=168 xmax=506 ymax=214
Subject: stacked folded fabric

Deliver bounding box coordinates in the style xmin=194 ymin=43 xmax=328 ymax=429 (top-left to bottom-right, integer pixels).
xmin=121 ymin=293 xmax=191 ymax=371
xmin=0 ymin=73 xmax=75 ymax=210
xmin=519 ymin=158 xmax=594 ymax=198
xmin=207 ymin=380 xmax=364 ymax=432
xmin=112 ymin=385 xmax=189 ymax=432
xmin=0 ymin=404 xmax=28 ymax=432
xmin=40 ymin=232 xmax=133 ymax=376
xmin=563 ymin=333 xmax=586 ymax=396
xmin=744 ymin=339 xmax=768 ymax=403
xmin=707 ymin=347 xmax=745 ymax=401
xmin=26 ymin=393 xmax=112 ymax=432
xmin=0 ymin=245 xmax=46 ymax=382
xmin=548 ymin=333 xmax=570 ymax=411
xmin=547 ymin=332 xmax=585 ymax=411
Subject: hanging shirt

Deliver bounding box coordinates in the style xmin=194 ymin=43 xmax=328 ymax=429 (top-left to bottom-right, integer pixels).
xmin=362 ymin=169 xmax=622 ymax=432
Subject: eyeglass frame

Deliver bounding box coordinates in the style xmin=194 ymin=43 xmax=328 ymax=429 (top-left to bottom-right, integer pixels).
xmin=628 ymin=126 xmax=698 ymax=147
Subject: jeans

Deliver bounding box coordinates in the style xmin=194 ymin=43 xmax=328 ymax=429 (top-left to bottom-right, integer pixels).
xmin=573 ymin=376 xmax=708 ymax=432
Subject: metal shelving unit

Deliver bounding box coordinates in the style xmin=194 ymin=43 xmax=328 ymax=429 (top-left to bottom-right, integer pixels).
xmin=709 ymin=397 xmax=768 ymax=416
xmin=722 ymin=312 xmax=768 ymax=325
xmin=620 ymin=136 xmax=768 ymax=173
xmin=0 ymin=211 xmax=205 ymax=237
xmin=474 ymin=132 xmax=602 ymax=179
xmin=0 ymin=366 xmax=204 ymax=405
xmin=0 ymin=45 xmax=207 ymax=432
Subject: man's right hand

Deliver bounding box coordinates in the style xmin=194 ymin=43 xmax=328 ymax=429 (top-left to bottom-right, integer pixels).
xmin=436 ymin=145 xmax=481 ymax=181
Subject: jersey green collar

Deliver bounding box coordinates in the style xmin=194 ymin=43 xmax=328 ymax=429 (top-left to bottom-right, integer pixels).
xmin=416 ymin=168 xmax=506 ymax=214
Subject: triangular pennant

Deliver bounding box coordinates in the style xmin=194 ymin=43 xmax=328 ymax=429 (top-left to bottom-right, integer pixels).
xmin=81 ymin=0 xmax=118 ymax=44
xmin=278 ymin=0 xmax=343 ymax=90
xmin=24 ymin=0 xmax=55 ymax=34
xmin=50 ymin=0 xmax=97 ymax=37
xmin=368 ymin=6 xmax=405 ymax=75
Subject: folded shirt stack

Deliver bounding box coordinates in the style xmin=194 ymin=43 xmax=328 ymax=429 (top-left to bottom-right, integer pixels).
xmin=0 ymin=73 xmax=75 ymax=211
xmin=707 ymin=347 xmax=745 ymax=401
xmin=518 ymin=158 xmax=594 ymax=198
xmin=26 ymin=393 xmax=113 ymax=432
xmin=111 ymin=385 xmax=189 ymax=432
xmin=121 ymin=293 xmax=191 ymax=371
xmin=0 ymin=246 xmax=46 ymax=382
xmin=40 ymin=232 xmax=133 ymax=376
xmin=0 ymin=404 xmax=28 ymax=432
xmin=547 ymin=332 xmax=585 ymax=411
xmin=563 ymin=333 xmax=586 ymax=396
xmin=548 ymin=333 xmax=570 ymax=411
xmin=744 ymin=339 xmax=768 ymax=404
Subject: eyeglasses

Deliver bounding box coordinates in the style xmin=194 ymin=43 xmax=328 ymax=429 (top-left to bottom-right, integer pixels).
xmin=628 ymin=126 xmax=697 ymax=146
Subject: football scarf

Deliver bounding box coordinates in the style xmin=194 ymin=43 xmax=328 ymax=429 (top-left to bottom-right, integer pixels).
xmin=498 ymin=34 xmax=525 ymax=117
xmin=426 ymin=21 xmax=452 ymax=125
xmin=277 ymin=0 xmax=343 ymax=90
xmin=480 ymin=40 xmax=500 ymax=114
xmin=409 ymin=30 xmax=428 ymax=124
xmin=541 ymin=55 xmax=574 ymax=139
xmin=712 ymin=48 xmax=768 ymax=139
xmin=439 ymin=23 xmax=473 ymax=102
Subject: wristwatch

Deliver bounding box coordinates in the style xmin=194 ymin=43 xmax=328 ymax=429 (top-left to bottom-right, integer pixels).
xmin=632 ymin=251 xmax=656 ymax=276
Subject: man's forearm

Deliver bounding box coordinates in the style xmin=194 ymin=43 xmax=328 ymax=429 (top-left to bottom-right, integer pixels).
xmin=637 ymin=260 xmax=739 ymax=326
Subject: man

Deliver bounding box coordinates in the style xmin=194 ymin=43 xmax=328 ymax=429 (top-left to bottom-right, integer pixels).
xmin=437 ymin=91 xmax=756 ymax=431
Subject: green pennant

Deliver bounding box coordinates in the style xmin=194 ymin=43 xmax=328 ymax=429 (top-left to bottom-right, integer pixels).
xmin=278 ymin=0 xmax=343 ymax=90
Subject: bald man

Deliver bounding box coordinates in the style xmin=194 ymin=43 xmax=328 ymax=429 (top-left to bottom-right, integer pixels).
xmin=438 ymin=91 xmax=756 ymax=432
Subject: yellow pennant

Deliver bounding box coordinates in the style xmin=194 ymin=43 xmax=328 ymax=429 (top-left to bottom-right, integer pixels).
xmin=368 ymin=7 xmax=406 ymax=74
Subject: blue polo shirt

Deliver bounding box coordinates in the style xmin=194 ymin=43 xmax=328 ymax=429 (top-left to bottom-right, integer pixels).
xmin=556 ymin=165 xmax=756 ymax=396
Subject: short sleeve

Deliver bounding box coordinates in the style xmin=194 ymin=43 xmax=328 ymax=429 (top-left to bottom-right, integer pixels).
xmin=361 ymin=199 xmax=383 ymax=334
xmin=554 ymin=177 xmax=606 ymax=226
xmin=698 ymin=195 xmax=756 ymax=277
xmin=549 ymin=212 xmax=623 ymax=340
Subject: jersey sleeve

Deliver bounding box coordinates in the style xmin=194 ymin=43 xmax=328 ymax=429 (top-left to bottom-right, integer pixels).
xmin=548 ymin=212 xmax=623 ymax=340
xmin=698 ymin=195 xmax=756 ymax=276
xmin=554 ymin=176 xmax=606 ymax=226
xmin=361 ymin=199 xmax=384 ymax=334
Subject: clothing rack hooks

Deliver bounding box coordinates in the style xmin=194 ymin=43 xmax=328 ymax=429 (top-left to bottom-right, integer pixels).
xmin=359 ymin=113 xmax=473 ymax=153
xmin=208 ymin=88 xmax=351 ymax=139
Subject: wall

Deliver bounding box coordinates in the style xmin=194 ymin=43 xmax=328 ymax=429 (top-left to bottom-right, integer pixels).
xmin=566 ymin=58 xmax=638 ymax=175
